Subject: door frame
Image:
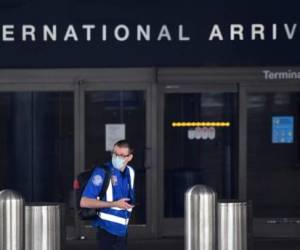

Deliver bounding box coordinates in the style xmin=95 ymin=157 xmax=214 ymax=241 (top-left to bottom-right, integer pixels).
xmin=0 ymin=68 xmax=158 ymax=239
xmin=157 ymin=67 xmax=300 ymax=237
xmin=1 ymin=67 xmax=300 ymax=239
xmin=156 ymin=78 xmax=239 ymax=236
xmin=239 ymin=81 xmax=300 ymax=238
xmin=0 ymin=71 xmax=77 ymax=239
xmin=77 ymin=69 xmax=158 ymax=239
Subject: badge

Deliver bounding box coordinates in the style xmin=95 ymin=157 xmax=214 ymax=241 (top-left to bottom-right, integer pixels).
xmin=111 ymin=175 xmax=118 ymax=186
xmin=92 ymin=175 xmax=103 ymax=186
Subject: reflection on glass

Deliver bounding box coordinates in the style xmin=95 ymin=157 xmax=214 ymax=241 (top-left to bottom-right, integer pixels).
xmin=164 ymin=93 xmax=237 ymax=217
xmin=0 ymin=92 xmax=74 ymax=225
xmin=247 ymin=92 xmax=300 ymax=217
xmin=85 ymin=91 xmax=146 ymax=224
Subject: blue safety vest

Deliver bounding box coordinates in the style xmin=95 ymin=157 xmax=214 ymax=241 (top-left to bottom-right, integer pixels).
xmin=82 ymin=162 xmax=135 ymax=237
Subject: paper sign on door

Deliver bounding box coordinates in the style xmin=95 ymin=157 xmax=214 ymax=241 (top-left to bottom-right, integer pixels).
xmin=105 ymin=124 xmax=126 ymax=151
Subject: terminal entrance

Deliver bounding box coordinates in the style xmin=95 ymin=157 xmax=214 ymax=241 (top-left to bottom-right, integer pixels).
xmin=159 ymin=83 xmax=238 ymax=235
xmin=0 ymin=69 xmax=300 ymax=239
xmin=242 ymin=83 xmax=300 ymax=237
xmin=0 ymin=88 xmax=75 ymax=230
xmin=158 ymin=79 xmax=300 ymax=238
xmin=78 ymin=81 xmax=153 ymax=238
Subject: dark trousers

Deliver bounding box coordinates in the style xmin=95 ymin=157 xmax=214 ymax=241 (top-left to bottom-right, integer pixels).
xmin=96 ymin=228 xmax=127 ymax=250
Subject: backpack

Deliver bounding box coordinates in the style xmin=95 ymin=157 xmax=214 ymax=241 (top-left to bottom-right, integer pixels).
xmin=74 ymin=163 xmax=112 ymax=220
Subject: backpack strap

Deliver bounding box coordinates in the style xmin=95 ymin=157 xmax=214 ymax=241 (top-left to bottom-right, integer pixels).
xmin=97 ymin=163 xmax=112 ymax=200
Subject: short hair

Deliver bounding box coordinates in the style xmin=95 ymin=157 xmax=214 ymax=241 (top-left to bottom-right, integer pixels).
xmin=114 ymin=140 xmax=134 ymax=154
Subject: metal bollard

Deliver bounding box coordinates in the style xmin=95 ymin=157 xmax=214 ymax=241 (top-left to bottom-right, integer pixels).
xmin=218 ymin=200 xmax=247 ymax=250
xmin=0 ymin=189 xmax=24 ymax=250
xmin=25 ymin=203 xmax=64 ymax=250
xmin=185 ymin=185 xmax=217 ymax=250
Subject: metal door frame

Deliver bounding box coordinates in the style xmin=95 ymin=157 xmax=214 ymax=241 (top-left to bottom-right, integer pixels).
xmin=156 ymin=72 xmax=239 ymax=236
xmin=1 ymin=67 xmax=300 ymax=239
xmin=77 ymin=69 xmax=157 ymax=239
xmin=0 ymin=68 xmax=158 ymax=239
xmin=239 ymin=80 xmax=300 ymax=238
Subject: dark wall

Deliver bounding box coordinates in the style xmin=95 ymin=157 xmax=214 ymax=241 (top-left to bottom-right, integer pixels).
xmin=0 ymin=0 xmax=299 ymax=67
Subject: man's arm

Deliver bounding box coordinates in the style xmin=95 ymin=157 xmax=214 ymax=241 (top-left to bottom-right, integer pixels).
xmin=80 ymin=197 xmax=134 ymax=209
xmin=80 ymin=197 xmax=114 ymax=209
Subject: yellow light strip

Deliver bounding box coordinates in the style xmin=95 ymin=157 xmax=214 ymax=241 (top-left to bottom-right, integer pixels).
xmin=171 ymin=122 xmax=231 ymax=127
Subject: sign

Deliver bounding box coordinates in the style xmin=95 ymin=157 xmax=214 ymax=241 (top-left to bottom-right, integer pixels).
xmin=187 ymin=127 xmax=216 ymax=140
xmin=0 ymin=0 xmax=299 ymax=67
xmin=263 ymin=70 xmax=300 ymax=80
xmin=105 ymin=124 xmax=126 ymax=151
xmin=272 ymin=116 xmax=294 ymax=144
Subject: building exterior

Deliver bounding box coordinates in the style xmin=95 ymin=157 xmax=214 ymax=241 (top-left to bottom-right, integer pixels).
xmin=0 ymin=0 xmax=299 ymax=241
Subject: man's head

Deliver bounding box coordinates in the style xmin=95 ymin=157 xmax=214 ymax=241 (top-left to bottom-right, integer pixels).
xmin=111 ymin=140 xmax=133 ymax=171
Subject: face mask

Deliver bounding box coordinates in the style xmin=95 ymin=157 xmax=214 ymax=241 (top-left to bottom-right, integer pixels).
xmin=112 ymin=154 xmax=126 ymax=170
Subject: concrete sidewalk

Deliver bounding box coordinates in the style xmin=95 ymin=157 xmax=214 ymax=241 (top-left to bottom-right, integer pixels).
xmin=66 ymin=238 xmax=184 ymax=250
xmin=66 ymin=238 xmax=300 ymax=250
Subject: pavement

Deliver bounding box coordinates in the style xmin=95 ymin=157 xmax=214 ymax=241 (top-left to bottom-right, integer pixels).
xmin=66 ymin=238 xmax=183 ymax=250
xmin=66 ymin=237 xmax=300 ymax=250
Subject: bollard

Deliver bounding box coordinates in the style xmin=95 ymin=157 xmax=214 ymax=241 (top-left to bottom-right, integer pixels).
xmin=218 ymin=200 xmax=247 ymax=250
xmin=0 ymin=189 xmax=24 ymax=250
xmin=185 ymin=185 xmax=217 ymax=250
xmin=25 ymin=203 xmax=64 ymax=250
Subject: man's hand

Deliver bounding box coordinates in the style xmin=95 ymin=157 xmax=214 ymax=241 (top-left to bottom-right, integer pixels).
xmin=113 ymin=198 xmax=134 ymax=209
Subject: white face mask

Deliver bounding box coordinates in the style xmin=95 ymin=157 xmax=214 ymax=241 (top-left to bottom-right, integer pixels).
xmin=112 ymin=154 xmax=126 ymax=170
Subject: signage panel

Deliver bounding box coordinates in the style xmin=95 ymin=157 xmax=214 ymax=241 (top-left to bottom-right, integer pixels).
xmin=0 ymin=0 xmax=299 ymax=67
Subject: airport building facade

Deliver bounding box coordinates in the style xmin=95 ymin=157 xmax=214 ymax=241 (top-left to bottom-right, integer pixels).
xmin=0 ymin=0 xmax=299 ymax=240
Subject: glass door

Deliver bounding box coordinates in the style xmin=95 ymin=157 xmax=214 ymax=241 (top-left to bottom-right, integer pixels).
xmin=0 ymin=84 xmax=76 ymax=238
xmin=79 ymin=82 xmax=153 ymax=238
xmin=158 ymin=83 xmax=238 ymax=236
xmin=241 ymin=82 xmax=300 ymax=237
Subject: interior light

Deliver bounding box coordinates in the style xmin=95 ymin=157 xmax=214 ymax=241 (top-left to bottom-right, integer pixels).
xmin=171 ymin=121 xmax=231 ymax=127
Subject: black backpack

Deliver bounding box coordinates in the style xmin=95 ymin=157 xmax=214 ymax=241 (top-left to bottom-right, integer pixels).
xmin=75 ymin=163 xmax=112 ymax=220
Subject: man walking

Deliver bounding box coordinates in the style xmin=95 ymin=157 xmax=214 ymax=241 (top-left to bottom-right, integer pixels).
xmin=80 ymin=140 xmax=135 ymax=250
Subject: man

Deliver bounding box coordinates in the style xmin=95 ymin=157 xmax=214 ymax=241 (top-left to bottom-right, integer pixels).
xmin=80 ymin=140 xmax=135 ymax=250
